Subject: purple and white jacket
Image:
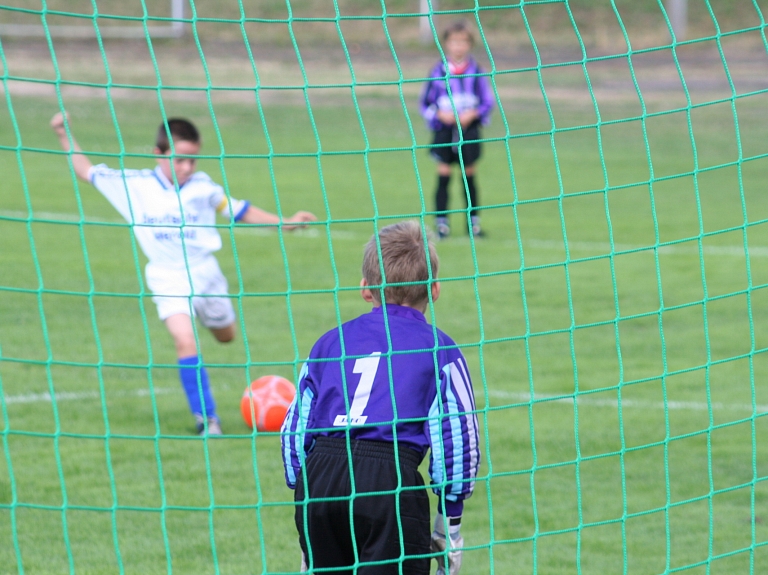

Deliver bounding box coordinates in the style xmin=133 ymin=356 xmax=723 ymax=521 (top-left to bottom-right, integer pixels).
xmin=281 ymin=304 xmax=480 ymax=516
xmin=419 ymin=56 xmax=495 ymax=131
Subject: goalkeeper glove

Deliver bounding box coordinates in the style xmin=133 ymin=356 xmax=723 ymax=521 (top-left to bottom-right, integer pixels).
xmin=431 ymin=513 xmax=463 ymax=575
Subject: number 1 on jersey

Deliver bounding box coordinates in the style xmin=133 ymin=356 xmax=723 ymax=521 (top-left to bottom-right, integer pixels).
xmin=333 ymin=352 xmax=381 ymax=426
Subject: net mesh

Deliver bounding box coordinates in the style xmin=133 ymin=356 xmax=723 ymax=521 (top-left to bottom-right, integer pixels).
xmin=1 ymin=1 xmax=767 ymax=574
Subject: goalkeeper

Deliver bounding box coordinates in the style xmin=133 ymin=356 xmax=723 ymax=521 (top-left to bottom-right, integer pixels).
xmin=281 ymin=221 xmax=480 ymax=575
xmin=51 ymin=112 xmax=316 ymax=435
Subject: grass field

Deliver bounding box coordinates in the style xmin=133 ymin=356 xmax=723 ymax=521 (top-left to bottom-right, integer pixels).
xmin=3 ymin=36 xmax=768 ymax=575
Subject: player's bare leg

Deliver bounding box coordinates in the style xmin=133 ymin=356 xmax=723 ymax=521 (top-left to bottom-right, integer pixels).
xmin=165 ymin=313 xmax=199 ymax=357
xmin=165 ymin=313 xmax=221 ymax=434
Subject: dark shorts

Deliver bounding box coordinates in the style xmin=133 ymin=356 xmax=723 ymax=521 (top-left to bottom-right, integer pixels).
xmin=294 ymin=436 xmax=431 ymax=575
xmin=429 ymin=120 xmax=482 ymax=166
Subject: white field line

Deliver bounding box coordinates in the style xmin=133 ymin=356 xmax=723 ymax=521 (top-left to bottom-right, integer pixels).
xmin=3 ymin=385 xmax=766 ymax=415
xmin=2 ymin=210 xmax=766 ymax=255
xmin=487 ymin=389 xmax=768 ymax=414
xmin=2 ymin=386 xmax=180 ymax=406
xmin=527 ymin=239 xmax=768 ymax=258
xmin=0 ymin=210 xmax=355 ymax=239
xmin=3 ymin=382 xmax=239 ymax=406
xmin=1 ymin=210 xmax=118 ymax=224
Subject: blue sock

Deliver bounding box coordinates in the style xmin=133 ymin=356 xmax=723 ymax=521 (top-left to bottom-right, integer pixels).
xmin=178 ymin=355 xmax=217 ymax=420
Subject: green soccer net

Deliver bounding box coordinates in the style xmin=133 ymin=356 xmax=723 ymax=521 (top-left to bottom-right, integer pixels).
xmin=1 ymin=1 xmax=768 ymax=574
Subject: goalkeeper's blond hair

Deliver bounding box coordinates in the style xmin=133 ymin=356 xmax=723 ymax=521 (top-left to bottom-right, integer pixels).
xmin=362 ymin=221 xmax=439 ymax=308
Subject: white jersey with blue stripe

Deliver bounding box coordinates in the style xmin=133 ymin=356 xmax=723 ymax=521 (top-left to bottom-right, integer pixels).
xmin=280 ymin=304 xmax=480 ymax=513
xmin=88 ymin=164 xmax=249 ymax=269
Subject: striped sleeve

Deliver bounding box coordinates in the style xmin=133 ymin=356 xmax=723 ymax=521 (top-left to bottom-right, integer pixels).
xmin=281 ymin=362 xmax=315 ymax=489
xmin=427 ymin=353 xmax=480 ymax=512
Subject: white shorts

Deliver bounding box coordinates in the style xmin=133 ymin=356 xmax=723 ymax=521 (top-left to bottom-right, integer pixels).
xmin=145 ymin=256 xmax=236 ymax=329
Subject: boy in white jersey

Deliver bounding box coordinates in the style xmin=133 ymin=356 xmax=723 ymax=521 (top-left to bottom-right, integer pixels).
xmin=51 ymin=112 xmax=316 ymax=435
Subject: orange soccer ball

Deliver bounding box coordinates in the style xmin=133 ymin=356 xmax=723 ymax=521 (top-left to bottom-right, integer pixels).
xmin=241 ymin=375 xmax=296 ymax=432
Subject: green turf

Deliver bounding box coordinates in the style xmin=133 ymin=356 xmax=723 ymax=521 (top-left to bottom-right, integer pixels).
xmin=1 ymin=92 xmax=768 ymax=574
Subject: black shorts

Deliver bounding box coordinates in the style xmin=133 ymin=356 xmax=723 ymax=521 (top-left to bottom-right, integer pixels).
xmin=294 ymin=436 xmax=431 ymax=575
xmin=429 ymin=120 xmax=482 ymax=166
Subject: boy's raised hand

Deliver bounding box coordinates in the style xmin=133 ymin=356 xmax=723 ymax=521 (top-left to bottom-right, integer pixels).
xmin=50 ymin=110 xmax=93 ymax=182
xmin=50 ymin=111 xmax=69 ymax=136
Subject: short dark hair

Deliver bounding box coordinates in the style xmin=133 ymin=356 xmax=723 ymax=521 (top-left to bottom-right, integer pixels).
xmin=155 ymin=118 xmax=200 ymax=153
xmin=442 ymin=20 xmax=475 ymax=44
xmin=362 ymin=221 xmax=439 ymax=307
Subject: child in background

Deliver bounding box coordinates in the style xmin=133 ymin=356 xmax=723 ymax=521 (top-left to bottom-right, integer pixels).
xmin=420 ymin=21 xmax=495 ymax=239
xmin=51 ymin=112 xmax=316 ymax=435
xmin=282 ymin=220 xmax=479 ymax=575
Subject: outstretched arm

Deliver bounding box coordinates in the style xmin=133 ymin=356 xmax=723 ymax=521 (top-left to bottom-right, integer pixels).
xmin=239 ymin=205 xmax=317 ymax=230
xmin=50 ymin=112 xmax=93 ymax=182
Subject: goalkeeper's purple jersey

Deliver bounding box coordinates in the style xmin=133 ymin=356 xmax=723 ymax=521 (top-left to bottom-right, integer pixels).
xmin=281 ymin=304 xmax=480 ymax=514
xmin=419 ymin=56 xmax=495 ymax=131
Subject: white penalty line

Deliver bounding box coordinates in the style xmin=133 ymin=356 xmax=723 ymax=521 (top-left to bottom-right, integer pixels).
xmin=3 ymin=386 xmax=766 ymax=415
xmin=3 ymin=382 xmax=239 ymax=406
xmin=527 ymin=239 xmax=768 ymax=258
xmin=2 ymin=210 xmax=765 ymax=256
xmin=2 ymin=386 xmax=180 ymax=406
xmin=0 ymin=210 xmax=357 ymax=240
xmin=487 ymin=389 xmax=768 ymax=414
